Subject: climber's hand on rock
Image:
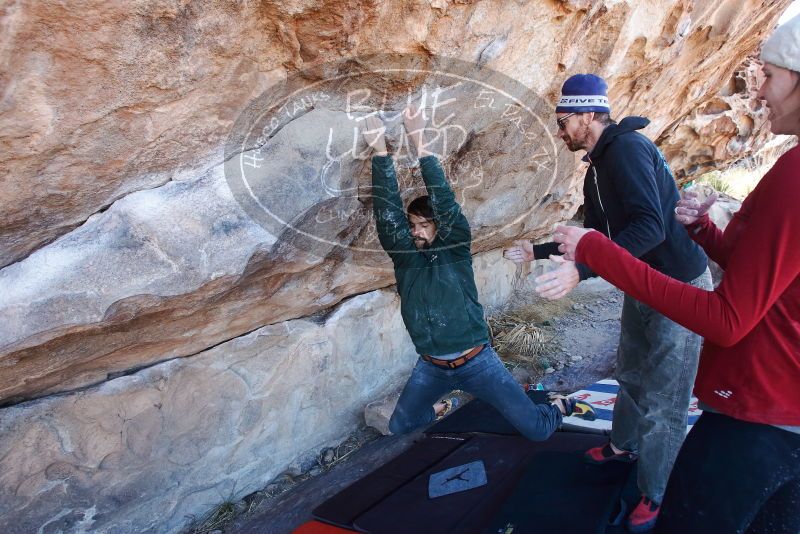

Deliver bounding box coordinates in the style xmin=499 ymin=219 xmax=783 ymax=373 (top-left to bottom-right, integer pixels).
xmin=362 ymin=114 xmax=388 ymax=156
xmin=402 ymin=104 xmax=431 ymax=157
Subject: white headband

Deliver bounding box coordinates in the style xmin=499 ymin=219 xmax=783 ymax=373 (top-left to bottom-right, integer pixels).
xmin=557 ymin=95 xmax=610 ymax=107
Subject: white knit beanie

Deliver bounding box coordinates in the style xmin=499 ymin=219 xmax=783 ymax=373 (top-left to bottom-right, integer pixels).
xmin=761 ymin=13 xmax=800 ymax=72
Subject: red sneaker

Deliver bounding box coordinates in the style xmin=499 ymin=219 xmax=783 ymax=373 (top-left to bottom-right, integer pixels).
xmin=627 ymin=495 xmax=660 ymax=532
xmin=583 ymin=442 xmax=638 ymax=464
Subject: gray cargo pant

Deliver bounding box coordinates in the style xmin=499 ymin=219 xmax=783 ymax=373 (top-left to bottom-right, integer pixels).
xmin=610 ymin=267 xmax=712 ymax=504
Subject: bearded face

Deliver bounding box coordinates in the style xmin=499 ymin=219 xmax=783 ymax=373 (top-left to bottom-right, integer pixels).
xmin=557 ymin=113 xmax=592 ymax=152
xmin=408 ymin=213 xmax=437 ymax=249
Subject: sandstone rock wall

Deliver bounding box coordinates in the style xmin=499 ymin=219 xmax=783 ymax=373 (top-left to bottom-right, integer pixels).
xmin=658 ymin=57 xmax=773 ymax=181
xmin=0 ymin=250 xmax=517 ymax=534
xmin=0 ymin=0 xmax=788 ymax=406
xmin=0 ymin=0 xmax=791 ymax=532
xmin=0 ymin=0 xmax=785 ymax=267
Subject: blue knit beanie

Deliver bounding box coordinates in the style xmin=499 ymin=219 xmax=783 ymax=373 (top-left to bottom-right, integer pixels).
xmin=556 ymin=74 xmax=610 ymax=114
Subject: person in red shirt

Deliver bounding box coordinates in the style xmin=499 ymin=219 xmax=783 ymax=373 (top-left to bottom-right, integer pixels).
xmin=541 ymin=15 xmax=800 ymax=534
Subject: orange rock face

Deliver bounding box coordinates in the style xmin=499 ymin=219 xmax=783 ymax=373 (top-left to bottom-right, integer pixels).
xmin=658 ymin=58 xmax=774 ymax=181
xmin=0 ymin=0 xmax=791 ymax=406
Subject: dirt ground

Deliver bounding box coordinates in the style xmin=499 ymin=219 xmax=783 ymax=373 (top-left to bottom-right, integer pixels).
xmin=189 ymin=277 xmax=623 ymax=534
xmin=491 ymin=275 xmax=623 ymax=393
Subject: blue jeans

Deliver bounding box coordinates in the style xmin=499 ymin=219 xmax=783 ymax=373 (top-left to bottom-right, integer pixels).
xmin=388 ymin=345 xmax=562 ymax=441
xmin=610 ymin=268 xmax=713 ymax=504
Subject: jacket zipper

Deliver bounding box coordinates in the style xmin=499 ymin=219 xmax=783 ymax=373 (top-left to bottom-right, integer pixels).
xmin=427 ymin=252 xmax=438 ymax=350
xmin=588 ymin=157 xmax=612 ymax=237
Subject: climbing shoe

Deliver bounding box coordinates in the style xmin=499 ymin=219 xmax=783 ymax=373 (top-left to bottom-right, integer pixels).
xmin=584 ymin=442 xmax=638 ymax=465
xmin=627 ymin=495 xmax=660 ymax=532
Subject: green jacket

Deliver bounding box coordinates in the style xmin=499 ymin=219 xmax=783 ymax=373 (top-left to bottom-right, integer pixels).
xmin=371 ymin=155 xmax=489 ymax=356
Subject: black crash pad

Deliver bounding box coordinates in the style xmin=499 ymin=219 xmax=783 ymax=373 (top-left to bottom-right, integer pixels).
xmin=313 ymin=431 xmax=620 ymax=534
xmin=312 ymin=435 xmax=467 ymax=528
xmin=354 ymin=434 xmax=538 ymax=534
xmin=483 ymin=450 xmax=635 ymax=534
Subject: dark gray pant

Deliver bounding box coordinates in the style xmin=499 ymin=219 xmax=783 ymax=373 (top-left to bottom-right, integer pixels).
xmin=610 ymin=268 xmax=712 ymax=503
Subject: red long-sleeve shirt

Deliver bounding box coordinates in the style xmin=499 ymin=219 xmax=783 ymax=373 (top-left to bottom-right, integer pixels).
xmin=576 ymin=145 xmax=800 ymax=426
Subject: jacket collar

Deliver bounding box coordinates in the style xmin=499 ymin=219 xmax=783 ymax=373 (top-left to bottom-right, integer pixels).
xmin=581 ymin=116 xmax=650 ymax=163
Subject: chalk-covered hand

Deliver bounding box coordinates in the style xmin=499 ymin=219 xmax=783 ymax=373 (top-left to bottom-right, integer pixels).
xmin=402 ymin=104 xmax=431 ymax=157
xmin=362 ymin=114 xmax=387 ymax=156
xmin=552 ymin=225 xmax=596 ymax=261
xmin=534 ymin=255 xmax=580 ymax=300
xmin=503 ymin=240 xmax=535 ymax=263
xmin=674 ymin=190 xmax=718 ymax=226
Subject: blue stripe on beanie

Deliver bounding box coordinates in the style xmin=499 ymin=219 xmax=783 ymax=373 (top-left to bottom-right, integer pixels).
xmin=556 ymin=74 xmax=610 ymax=114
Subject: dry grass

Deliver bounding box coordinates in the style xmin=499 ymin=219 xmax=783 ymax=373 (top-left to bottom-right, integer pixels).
xmin=190 ymin=501 xmax=237 ymax=534
xmin=486 ymin=263 xmax=575 ymax=371
xmin=321 ymin=428 xmax=377 ymax=469
xmin=490 ymin=312 xmax=553 ymax=366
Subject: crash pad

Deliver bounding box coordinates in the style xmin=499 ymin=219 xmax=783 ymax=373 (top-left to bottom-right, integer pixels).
xmin=312 ymin=435 xmax=467 ymax=528
xmin=313 ymin=432 xmax=615 ymax=534
xmin=482 ymin=451 xmax=634 ymax=534
xmin=293 ymin=520 xmax=357 ymax=533
xmin=560 ymin=379 xmax=701 ymax=434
